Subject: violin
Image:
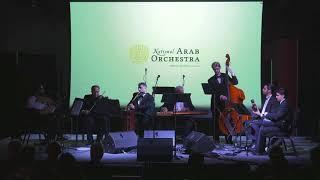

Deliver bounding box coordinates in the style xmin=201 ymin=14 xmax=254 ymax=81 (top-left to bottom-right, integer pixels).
xmin=127 ymin=92 xmax=141 ymax=110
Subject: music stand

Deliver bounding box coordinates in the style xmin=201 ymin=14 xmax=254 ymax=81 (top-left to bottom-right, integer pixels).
xmin=201 ymin=83 xmax=217 ymax=141
xmin=152 ymin=86 xmax=175 ymax=95
xmin=70 ymin=98 xmax=83 ymax=116
xmin=69 ymin=98 xmax=84 ymax=147
xmin=201 ymin=83 xmax=212 ymax=95
xmin=161 ymin=93 xmax=191 ymax=159
xmin=91 ymin=97 xmax=113 ymax=140
xmin=94 ymin=97 xmax=112 ymax=117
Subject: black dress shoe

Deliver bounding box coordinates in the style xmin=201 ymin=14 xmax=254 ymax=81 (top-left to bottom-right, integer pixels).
xmin=248 ymin=144 xmax=256 ymax=152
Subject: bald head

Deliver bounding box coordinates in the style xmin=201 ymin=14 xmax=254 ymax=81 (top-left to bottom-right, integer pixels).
xmin=175 ymin=86 xmax=184 ymax=94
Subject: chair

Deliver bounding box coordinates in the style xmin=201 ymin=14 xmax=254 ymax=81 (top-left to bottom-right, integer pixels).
xmin=265 ymin=110 xmax=297 ymax=156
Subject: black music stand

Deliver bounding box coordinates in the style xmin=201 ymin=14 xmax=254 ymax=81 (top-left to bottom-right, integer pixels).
xmin=201 ymin=83 xmax=217 ymax=141
xmin=161 ymin=93 xmax=191 ymax=159
xmin=92 ymin=97 xmax=113 ymax=140
xmin=201 ymin=83 xmax=212 ymax=95
xmin=94 ymin=97 xmax=112 ymax=116
xmin=69 ymin=98 xmax=84 ymax=147
xmin=152 ymin=86 xmax=175 ymax=95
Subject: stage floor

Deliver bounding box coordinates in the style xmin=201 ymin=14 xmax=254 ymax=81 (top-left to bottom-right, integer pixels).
xmin=0 ymin=134 xmax=317 ymax=167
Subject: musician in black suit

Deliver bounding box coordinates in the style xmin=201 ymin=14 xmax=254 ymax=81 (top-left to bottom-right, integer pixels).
xmin=127 ymin=82 xmax=155 ymax=137
xmin=160 ymin=86 xmax=195 ymax=138
xmin=81 ymin=85 xmax=109 ymax=144
xmin=208 ymin=60 xmax=238 ymax=143
xmin=254 ymin=87 xmax=290 ymax=154
xmin=245 ymin=83 xmax=279 ymax=148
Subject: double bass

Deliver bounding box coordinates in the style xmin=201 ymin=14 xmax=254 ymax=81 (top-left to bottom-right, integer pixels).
xmin=218 ymin=54 xmax=251 ymax=136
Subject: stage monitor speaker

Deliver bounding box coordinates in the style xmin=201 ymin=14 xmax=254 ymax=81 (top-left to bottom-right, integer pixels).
xmin=144 ymin=130 xmax=175 ymax=146
xmin=137 ymin=138 xmax=173 ymax=162
xmin=183 ymin=131 xmax=215 ymax=153
xmin=103 ymin=131 xmax=137 ymax=153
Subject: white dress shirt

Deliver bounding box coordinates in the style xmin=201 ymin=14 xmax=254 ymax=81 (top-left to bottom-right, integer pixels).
xmin=174 ymin=102 xmax=184 ymax=112
xmin=137 ymin=93 xmax=146 ymax=106
xmin=261 ymin=95 xmax=272 ymax=116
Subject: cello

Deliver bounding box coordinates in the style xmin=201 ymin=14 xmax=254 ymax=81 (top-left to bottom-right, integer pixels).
xmin=218 ymin=54 xmax=251 ymax=137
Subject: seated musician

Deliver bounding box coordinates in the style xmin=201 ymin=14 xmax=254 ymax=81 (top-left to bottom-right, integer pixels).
xmin=253 ymin=87 xmax=290 ymax=155
xmin=127 ymin=82 xmax=155 ymax=137
xmin=245 ymin=83 xmax=279 ymax=150
xmin=26 ymin=83 xmax=60 ymax=141
xmin=160 ymin=86 xmax=195 ymax=139
xmin=81 ymin=85 xmax=110 ymax=144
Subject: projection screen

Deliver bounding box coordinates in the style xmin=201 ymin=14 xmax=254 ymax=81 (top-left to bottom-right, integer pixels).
xmin=70 ymin=1 xmax=263 ymax=109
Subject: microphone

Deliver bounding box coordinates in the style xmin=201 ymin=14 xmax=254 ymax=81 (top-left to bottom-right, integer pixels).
xmin=182 ymin=75 xmax=185 ymax=87
xmin=251 ymin=99 xmax=257 ymax=112
xmin=155 ymin=75 xmax=160 ymax=87
xmin=143 ymin=68 xmax=148 ymax=83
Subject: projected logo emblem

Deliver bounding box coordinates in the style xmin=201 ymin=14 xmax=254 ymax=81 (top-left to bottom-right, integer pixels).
xmin=129 ymin=44 xmax=149 ymax=64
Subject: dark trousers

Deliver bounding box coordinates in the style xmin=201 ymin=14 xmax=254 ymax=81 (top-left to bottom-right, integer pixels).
xmin=136 ymin=114 xmax=153 ymax=137
xmin=84 ymin=115 xmax=108 ymax=142
xmin=253 ymin=120 xmax=281 ymax=153
xmin=210 ymin=111 xmax=220 ymax=141
xmin=211 ymin=109 xmax=237 ymax=144
xmin=244 ymin=120 xmax=259 ymax=142
xmin=211 ymin=108 xmax=230 ymax=142
xmin=211 ymin=100 xmax=226 ymax=142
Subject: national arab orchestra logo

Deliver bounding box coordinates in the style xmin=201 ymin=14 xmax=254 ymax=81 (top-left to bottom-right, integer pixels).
xmin=129 ymin=44 xmax=149 ymax=64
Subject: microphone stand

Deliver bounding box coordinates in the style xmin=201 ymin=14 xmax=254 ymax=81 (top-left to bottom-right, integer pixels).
xmin=152 ymin=76 xmax=160 ymax=98
xmin=152 ymin=76 xmax=160 ymax=143
xmin=182 ymin=75 xmax=185 ymax=87
xmin=143 ymin=68 xmax=147 ymax=84
xmin=213 ymin=93 xmax=216 ymax=142
xmin=172 ymin=96 xmax=181 ymax=160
